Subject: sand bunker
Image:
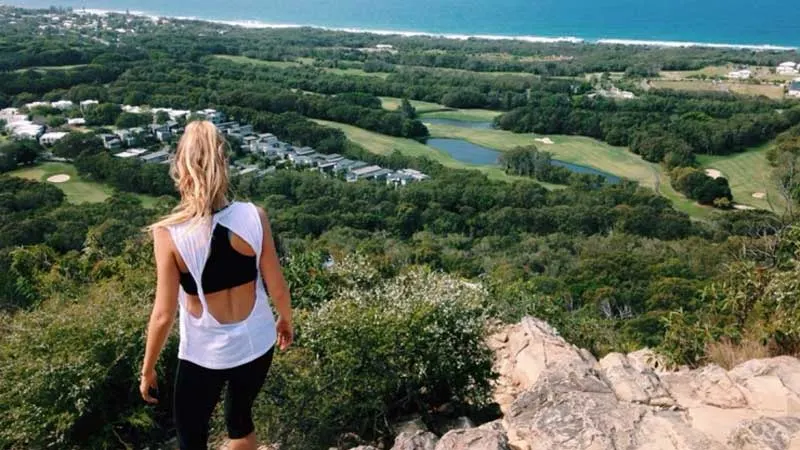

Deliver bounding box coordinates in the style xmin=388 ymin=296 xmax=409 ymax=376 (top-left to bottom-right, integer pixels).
xmin=734 ymin=204 xmax=756 ymax=210
xmin=704 ymin=169 xmax=722 ymax=179
xmin=535 ymin=137 xmax=554 ymax=145
xmin=752 ymin=192 xmax=767 ymax=199
xmin=46 ymin=174 xmax=70 ymax=183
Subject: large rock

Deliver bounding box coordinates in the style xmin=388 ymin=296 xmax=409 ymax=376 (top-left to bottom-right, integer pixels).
xmin=660 ymin=364 xmax=749 ymax=409
xmin=598 ymin=352 xmax=674 ymax=406
xmin=727 ymin=416 xmax=800 ymax=450
xmin=434 ymin=428 xmax=509 ymax=450
xmin=391 ymin=431 xmax=438 ymax=450
xmin=728 ymin=358 xmax=800 ymax=414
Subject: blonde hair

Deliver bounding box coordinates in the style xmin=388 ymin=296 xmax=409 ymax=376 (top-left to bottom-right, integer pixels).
xmin=149 ymin=120 xmax=230 ymax=230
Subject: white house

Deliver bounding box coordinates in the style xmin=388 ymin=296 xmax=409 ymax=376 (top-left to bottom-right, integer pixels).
xmin=778 ymin=61 xmax=797 ymax=69
xmin=39 ymin=131 xmax=68 ymax=146
xmin=778 ymin=66 xmax=799 ymax=75
xmin=80 ymin=99 xmax=99 ymax=110
xmin=728 ymin=69 xmax=752 ymax=80
xmin=6 ymin=118 xmax=44 ymax=139
xmin=67 ymin=118 xmax=86 ymax=126
xmin=51 ymin=100 xmax=74 ymax=110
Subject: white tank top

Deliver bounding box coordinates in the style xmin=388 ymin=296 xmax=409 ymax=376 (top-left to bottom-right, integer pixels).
xmin=168 ymin=201 xmax=277 ymax=369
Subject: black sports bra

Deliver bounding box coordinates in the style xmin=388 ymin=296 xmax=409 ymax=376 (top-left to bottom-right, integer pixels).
xmin=179 ymin=224 xmax=258 ymax=295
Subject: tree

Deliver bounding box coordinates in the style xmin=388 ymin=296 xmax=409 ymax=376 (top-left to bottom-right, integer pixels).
xmin=46 ymin=116 xmax=66 ymax=128
xmin=52 ymin=132 xmax=104 ymax=159
xmin=115 ymin=112 xmax=153 ymax=129
xmin=400 ymin=98 xmax=417 ymax=119
xmin=155 ymin=110 xmax=170 ymax=124
xmin=83 ymin=103 xmax=121 ymax=126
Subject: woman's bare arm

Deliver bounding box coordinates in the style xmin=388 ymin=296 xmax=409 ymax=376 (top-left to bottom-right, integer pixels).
xmin=141 ymin=228 xmax=180 ymax=384
xmin=257 ymin=206 xmax=293 ymax=348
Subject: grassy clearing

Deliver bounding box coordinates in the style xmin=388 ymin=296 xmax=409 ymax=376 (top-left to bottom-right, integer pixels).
xmin=697 ymin=144 xmax=787 ymax=214
xmin=311 ymin=119 xmax=556 ymax=185
xmin=421 ymin=109 xmax=501 ymax=122
xmin=13 ymin=64 xmax=89 ymax=73
xmin=215 ymin=55 xmax=389 ymax=78
xmin=9 ymin=162 xmax=158 ymax=207
xmin=649 ymin=80 xmax=785 ymax=99
xmin=426 ymin=124 xmax=660 ymax=190
xmin=661 ymin=65 xmax=798 ymax=83
xmin=379 ymin=97 xmax=450 ymax=113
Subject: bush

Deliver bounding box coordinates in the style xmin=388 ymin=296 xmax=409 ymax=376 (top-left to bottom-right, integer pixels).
xmin=251 ymin=265 xmax=495 ymax=448
xmin=0 ymin=274 xmax=177 ymax=449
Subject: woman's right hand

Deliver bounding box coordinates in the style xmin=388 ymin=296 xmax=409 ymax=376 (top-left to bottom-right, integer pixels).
xmin=276 ymin=316 xmax=294 ymax=350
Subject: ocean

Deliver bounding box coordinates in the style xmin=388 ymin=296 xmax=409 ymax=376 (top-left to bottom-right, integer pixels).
xmin=8 ymin=0 xmax=800 ymax=49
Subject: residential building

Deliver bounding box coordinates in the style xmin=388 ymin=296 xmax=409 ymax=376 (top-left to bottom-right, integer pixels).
xmin=139 ymin=149 xmax=171 ymax=163
xmin=321 ymin=153 xmax=344 ymax=163
xmin=39 ymin=131 xmax=68 ymax=146
xmin=7 ymin=120 xmax=44 ymax=139
xmin=79 ymin=99 xmax=99 ymax=110
xmin=291 ymin=155 xmax=315 ymax=167
xmin=114 ymin=148 xmax=149 ymax=158
xmin=295 ymin=146 xmax=315 ymax=156
xmin=156 ymin=130 xmax=172 ymax=142
xmin=789 ymin=80 xmax=800 ymax=98
xmin=728 ymin=69 xmax=752 ymax=80
xmin=237 ymin=166 xmax=260 ymax=176
xmin=778 ymin=66 xmax=799 ymax=75
xmin=388 ymin=168 xmax=429 ymax=186
xmin=258 ymin=133 xmax=279 ymax=145
xmin=346 ymin=165 xmax=383 ymax=182
xmin=200 ymin=109 xmax=225 ymax=124
xmin=67 ymin=118 xmax=86 ymax=126
xmin=51 ymin=100 xmax=74 ymax=110
xmin=99 ymin=134 xmax=122 ymax=150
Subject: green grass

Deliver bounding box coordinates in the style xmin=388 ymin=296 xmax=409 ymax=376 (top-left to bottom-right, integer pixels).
xmin=421 ymin=109 xmax=502 ymax=122
xmin=697 ymin=144 xmax=787 ymax=213
xmin=9 ymin=162 xmax=158 ymax=207
xmin=13 ymin=64 xmax=88 ymax=73
xmin=425 ymin=124 xmax=661 ymax=190
xmin=215 ymin=55 xmax=389 ymax=78
xmin=311 ymin=119 xmax=559 ymax=185
xmin=379 ymin=97 xmax=451 ymax=113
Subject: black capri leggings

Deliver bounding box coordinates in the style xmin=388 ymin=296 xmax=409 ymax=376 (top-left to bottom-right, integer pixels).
xmin=173 ymin=348 xmax=274 ymax=450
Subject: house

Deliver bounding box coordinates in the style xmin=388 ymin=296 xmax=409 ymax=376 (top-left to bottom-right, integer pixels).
xmin=156 ymin=130 xmax=172 ymax=142
xmin=789 ymin=80 xmax=800 ymax=98
xmin=113 ymin=148 xmax=149 ymax=158
xmin=728 ymin=69 xmax=752 ymax=80
xmin=237 ymin=166 xmax=260 ymax=176
xmin=317 ymin=161 xmax=339 ymax=172
xmin=0 ymin=107 xmax=26 ymax=124
xmin=139 ymin=149 xmax=171 ymax=164
xmin=294 ymin=146 xmax=315 ymax=157
xmin=199 ymin=109 xmax=225 ymax=124
xmin=39 ymin=131 xmax=68 ymax=146
xmin=388 ymin=168 xmax=429 ymax=186
xmin=778 ymin=63 xmax=799 ymax=76
xmin=79 ymin=99 xmax=99 ymax=111
xmin=778 ymin=62 xmax=797 ymax=69
xmin=291 ymin=155 xmax=315 ymax=167
xmin=258 ymin=133 xmax=278 ymax=145
xmin=51 ymin=100 xmax=74 ymax=110
xmin=346 ymin=165 xmax=383 ymax=182
xmin=67 ymin=118 xmax=86 ymax=126
xmin=320 ymin=153 xmax=344 ymax=163
xmin=7 ymin=120 xmax=44 ymax=139
xmin=99 ymin=134 xmax=122 ymax=150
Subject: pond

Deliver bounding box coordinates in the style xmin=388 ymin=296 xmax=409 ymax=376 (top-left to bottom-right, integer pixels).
xmin=423 ymin=118 xmax=494 ymax=129
xmin=426 ymin=138 xmax=621 ymax=184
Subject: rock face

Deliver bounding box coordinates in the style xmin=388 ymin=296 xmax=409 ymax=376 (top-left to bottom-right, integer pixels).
xmin=487 ymin=317 xmax=800 ymax=450
xmin=391 ymin=431 xmax=439 ymax=450
xmin=434 ymin=429 xmax=509 ymax=450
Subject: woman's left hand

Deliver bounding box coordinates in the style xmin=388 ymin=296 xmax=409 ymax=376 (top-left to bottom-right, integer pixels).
xmin=140 ymin=369 xmax=159 ymax=404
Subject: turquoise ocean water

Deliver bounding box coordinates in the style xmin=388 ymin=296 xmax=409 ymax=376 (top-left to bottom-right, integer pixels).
xmin=10 ymin=0 xmax=800 ymax=48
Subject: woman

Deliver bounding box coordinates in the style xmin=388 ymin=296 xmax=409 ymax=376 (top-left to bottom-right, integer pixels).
xmin=140 ymin=120 xmax=293 ymax=450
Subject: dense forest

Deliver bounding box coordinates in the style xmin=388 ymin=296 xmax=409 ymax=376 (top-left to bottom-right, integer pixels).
xmin=1 ymin=6 xmax=800 ymax=450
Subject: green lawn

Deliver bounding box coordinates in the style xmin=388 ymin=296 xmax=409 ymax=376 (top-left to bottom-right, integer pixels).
xmin=421 ymin=109 xmax=502 ymax=122
xmin=425 ymin=124 xmax=661 ymax=190
xmin=9 ymin=162 xmax=158 ymax=207
xmin=697 ymin=144 xmax=787 ymax=213
xmin=13 ymin=64 xmax=89 ymax=73
xmin=311 ymin=119 xmax=559 ymax=185
xmin=215 ymin=55 xmax=389 ymax=78
xmin=379 ymin=97 xmax=451 ymax=113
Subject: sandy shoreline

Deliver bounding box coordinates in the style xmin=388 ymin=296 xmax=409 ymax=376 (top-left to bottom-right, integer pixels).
xmin=76 ymin=8 xmax=797 ymax=51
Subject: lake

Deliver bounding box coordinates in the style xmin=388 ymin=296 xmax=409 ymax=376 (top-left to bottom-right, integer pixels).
xmin=426 ymin=138 xmax=621 ymax=183
xmin=423 ymin=118 xmax=494 ymax=129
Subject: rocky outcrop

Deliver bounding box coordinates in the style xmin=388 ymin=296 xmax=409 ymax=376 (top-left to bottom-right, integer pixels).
xmin=391 ymin=431 xmax=439 ymax=450
xmin=487 ymin=317 xmax=800 ymax=450
xmin=434 ymin=428 xmax=509 ymax=450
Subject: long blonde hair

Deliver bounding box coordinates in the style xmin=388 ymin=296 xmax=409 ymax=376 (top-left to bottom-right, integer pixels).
xmin=149 ymin=120 xmax=230 ymax=230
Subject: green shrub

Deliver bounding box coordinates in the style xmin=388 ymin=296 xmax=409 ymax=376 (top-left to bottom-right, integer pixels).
xmin=251 ymin=265 xmax=495 ymax=448
xmin=0 ymin=274 xmax=177 ymax=449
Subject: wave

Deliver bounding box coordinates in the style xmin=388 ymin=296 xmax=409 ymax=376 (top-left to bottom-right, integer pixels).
xmin=76 ymin=8 xmax=797 ymax=50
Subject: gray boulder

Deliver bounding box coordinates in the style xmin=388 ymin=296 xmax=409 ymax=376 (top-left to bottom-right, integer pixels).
xmin=434 ymin=428 xmax=509 ymax=450
xmin=727 ymin=416 xmax=800 ymax=450
xmin=391 ymin=431 xmax=438 ymax=450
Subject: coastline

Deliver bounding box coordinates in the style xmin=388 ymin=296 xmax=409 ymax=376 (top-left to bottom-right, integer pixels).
xmin=67 ymin=7 xmax=797 ymax=51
